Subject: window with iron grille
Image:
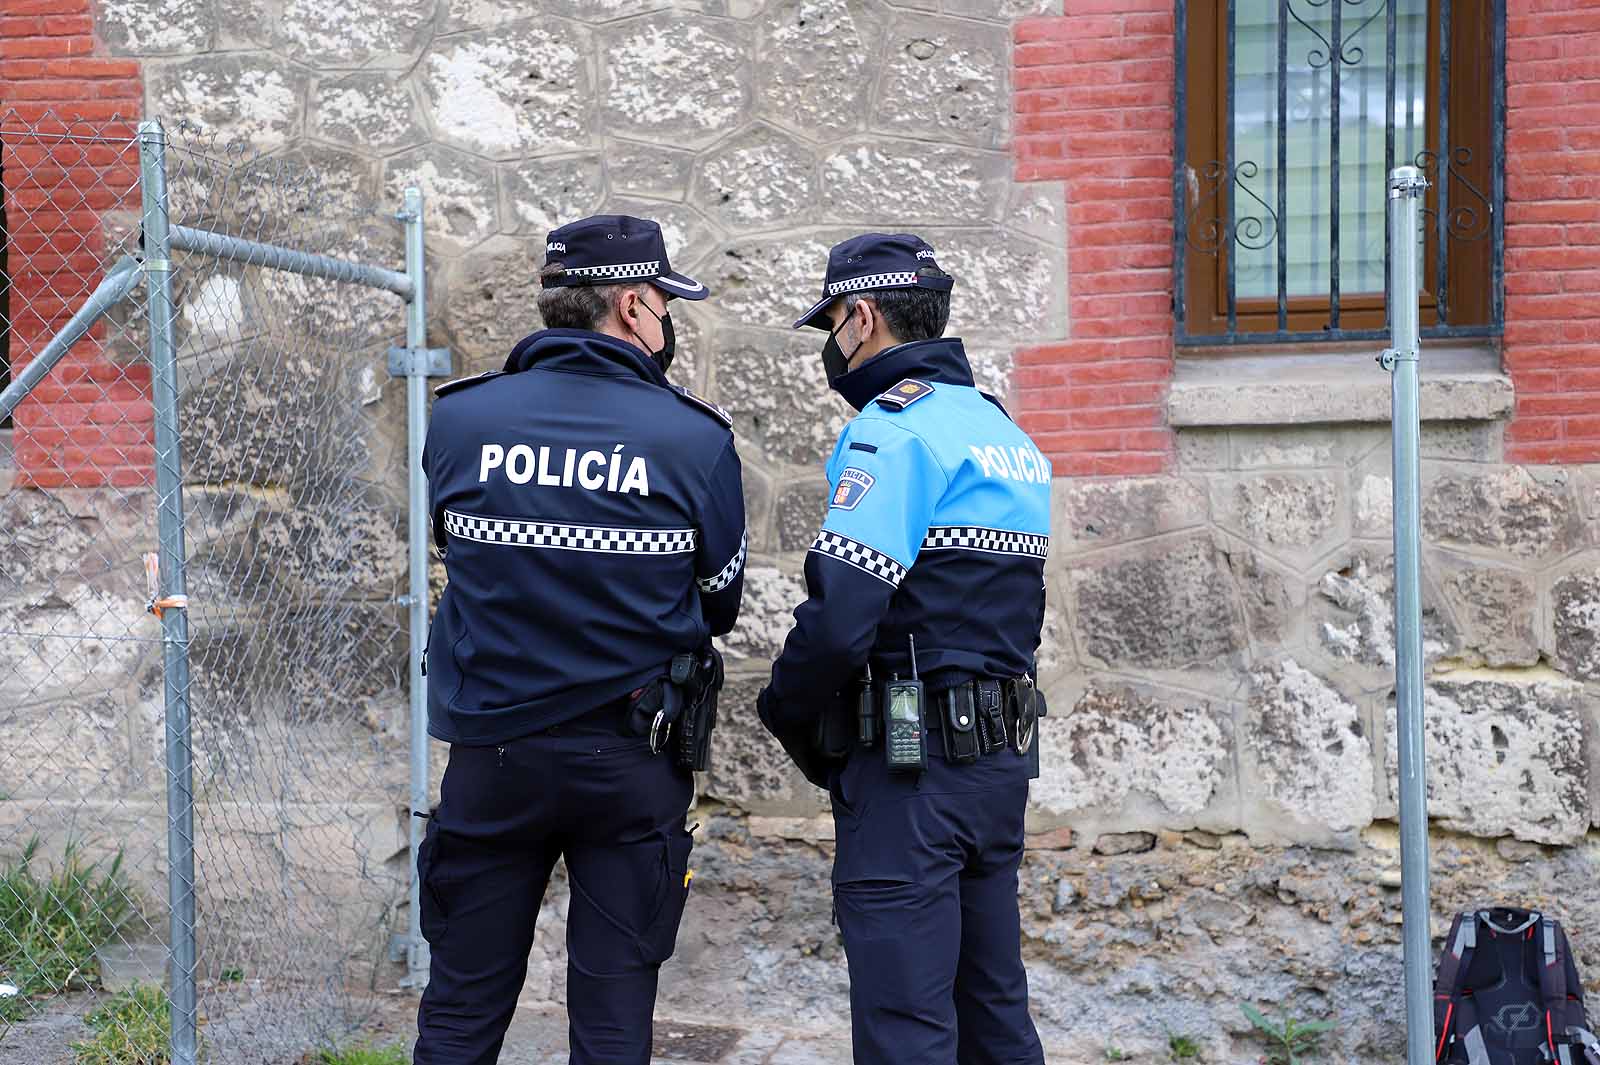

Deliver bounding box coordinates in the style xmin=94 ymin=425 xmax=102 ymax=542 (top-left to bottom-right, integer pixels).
xmin=1175 ymin=0 xmax=1504 ymax=345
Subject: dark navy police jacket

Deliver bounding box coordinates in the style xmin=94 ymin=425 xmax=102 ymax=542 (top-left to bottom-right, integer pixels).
xmin=423 ymin=329 xmax=746 ymax=745
xmin=763 ymin=337 xmax=1050 ymax=727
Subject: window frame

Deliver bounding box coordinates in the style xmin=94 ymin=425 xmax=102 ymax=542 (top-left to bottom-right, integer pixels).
xmin=1173 ymin=0 xmax=1506 ymax=347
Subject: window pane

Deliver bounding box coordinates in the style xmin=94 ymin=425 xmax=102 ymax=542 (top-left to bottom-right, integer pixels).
xmin=1233 ymin=0 xmax=1428 ymax=301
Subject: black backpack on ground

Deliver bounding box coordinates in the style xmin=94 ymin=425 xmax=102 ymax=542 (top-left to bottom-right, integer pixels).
xmin=1434 ymin=907 xmax=1600 ymax=1065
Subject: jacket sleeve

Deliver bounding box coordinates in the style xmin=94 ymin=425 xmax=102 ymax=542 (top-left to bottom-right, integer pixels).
xmin=763 ymin=420 xmax=945 ymax=727
xmin=693 ymin=438 xmax=747 ymax=638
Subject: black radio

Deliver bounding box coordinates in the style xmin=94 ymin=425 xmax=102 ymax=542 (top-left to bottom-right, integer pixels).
xmin=883 ymin=635 xmax=927 ymax=773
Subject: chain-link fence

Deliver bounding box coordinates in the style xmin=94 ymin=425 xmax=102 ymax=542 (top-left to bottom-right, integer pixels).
xmin=0 ymin=109 xmax=434 ymax=1063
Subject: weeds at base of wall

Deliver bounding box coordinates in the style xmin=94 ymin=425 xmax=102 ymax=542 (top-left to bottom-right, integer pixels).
xmin=1241 ymin=1002 xmax=1338 ymax=1065
xmin=70 ymin=984 xmax=173 ymax=1065
xmin=306 ymin=1042 xmax=410 ymax=1065
xmin=0 ymin=838 xmax=136 ymax=999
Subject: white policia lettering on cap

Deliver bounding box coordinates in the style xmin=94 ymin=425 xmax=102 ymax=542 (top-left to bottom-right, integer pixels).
xmin=547 ymin=241 xmax=566 ymax=253
xmin=967 ymin=444 xmax=1053 ymax=484
xmin=478 ymin=443 xmax=651 ymax=496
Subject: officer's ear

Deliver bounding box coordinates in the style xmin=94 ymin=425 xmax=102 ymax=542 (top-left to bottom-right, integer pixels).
xmin=852 ymin=297 xmax=876 ymax=342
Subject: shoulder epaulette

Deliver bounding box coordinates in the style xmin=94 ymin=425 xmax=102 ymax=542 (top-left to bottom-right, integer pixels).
xmin=434 ymin=370 xmax=505 ymax=398
xmin=875 ymin=378 xmax=935 ymax=411
xmin=671 ymin=384 xmax=734 ymax=429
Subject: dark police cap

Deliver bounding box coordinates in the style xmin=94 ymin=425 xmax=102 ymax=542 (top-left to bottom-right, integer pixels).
xmin=791 ymin=232 xmax=954 ymax=330
xmin=541 ymin=214 xmax=708 ymax=301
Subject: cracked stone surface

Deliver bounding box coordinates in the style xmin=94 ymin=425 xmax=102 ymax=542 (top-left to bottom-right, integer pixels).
xmin=1031 ymin=682 xmax=1231 ymax=820
xmin=149 ymin=55 xmax=307 ymax=150
xmin=1551 ymin=566 xmax=1600 ymax=680
xmin=502 ymin=155 xmax=606 ymax=236
xmin=873 ymin=17 xmax=1010 ymax=149
xmin=1057 ymin=476 xmax=1207 ymax=546
xmin=1440 ymin=562 xmax=1540 ymax=668
xmin=694 ymin=126 xmax=817 ymax=229
xmin=601 ymin=16 xmax=753 ymax=144
xmin=1070 ymin=535 xmax=1246 ymax=670
xmin=1247 ymin=660 xmax=1373 ymax=834
xmin=1212 ymin=473 xmax=1341 ymax=557
xmin=1423 ymin=467 xmax=1583 ymax=560
xmin=384 ymin=144 xmax=501 ymax=249
xmin=424 ymin=24 xmax=592 ymax=158
xmin=757 ymin=0 xmax=884 ymax=139
xmin=311 ymin=73 xmax=427 ymax=151
xmin=776 ymin=480 xmax=831 ymax=552
xmin=1313 ymin=549 xmax=1456 ymax=679
xmin=440 ymin=238 xmax=544 ymax=373
xmin=717 ymin=565 xmax=804 ymax=664
xmin=714 ymin=329 xmax=854 ymax=466
xmin=98 ymin=0 xmax=215 ymax=53
xmin=1385 ymin=677 xmax=1589 ymax=845
xmin=821 ymin=141 xmax=1009 ymax=225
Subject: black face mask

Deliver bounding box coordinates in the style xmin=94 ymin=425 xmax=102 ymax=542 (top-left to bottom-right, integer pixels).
xmin=821 ymin=316 xmax=862 ymax=383
xmin=633 ymin=300 xmax=676 ymax=375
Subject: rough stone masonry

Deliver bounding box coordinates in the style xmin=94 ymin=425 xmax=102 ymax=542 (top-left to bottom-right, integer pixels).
xmin=0 ymin=0 xmax=1592 ymax=1060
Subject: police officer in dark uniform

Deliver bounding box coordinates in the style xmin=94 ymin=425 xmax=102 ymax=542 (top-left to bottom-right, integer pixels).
xmin=415 ymin=214 xmax=746 ymax=1065
xmin=758 ymin=234 xmax=1050 ymax=1065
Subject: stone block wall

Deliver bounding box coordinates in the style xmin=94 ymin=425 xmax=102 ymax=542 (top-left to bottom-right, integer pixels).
xmin=1 ymin=0 xmax=1598 ymax=1060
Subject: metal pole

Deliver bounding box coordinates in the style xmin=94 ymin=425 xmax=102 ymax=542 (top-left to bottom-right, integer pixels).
xmin=1386 ymin=163 xmax=1432 ymax=1065
xmin=0 ymin=256 xmax=142 ymax=422
xmin=167 ymin=224 xmax=414 ymax=300
xmin=401 ymin=186 xmax=432 ymax=989
xmin=139 ymin=119 xmax=199 ymax=1065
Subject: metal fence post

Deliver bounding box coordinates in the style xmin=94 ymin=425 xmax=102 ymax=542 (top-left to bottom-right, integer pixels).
xmin=401 ymin=186 xmax=434 ymax=989
xmin=138 ymin=118 xmax=199 ymax=1065
xmin=1386 ymin=163 xmax=1432 ymax=1065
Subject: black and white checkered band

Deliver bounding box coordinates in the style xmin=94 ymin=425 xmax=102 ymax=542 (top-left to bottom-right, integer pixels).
xmin=921 ymin=525 xmax=1050 ymax=559
xmin=810 ymin=531 xmax=908 ymax=587
xmin=444 ymin=510 xmax=697 ymax=555
xmin=562 ymin=260 xmax=660 ymax=281
xmin=698 ymin=531 xmax=747 ymax=593
xmin=826 ymin=270 xmax=919 ymax=297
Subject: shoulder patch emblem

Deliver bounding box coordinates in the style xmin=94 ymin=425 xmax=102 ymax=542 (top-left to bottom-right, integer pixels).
xmin=434 ymin=370 xmax=505 ymax=398
xmin=875 ymin=378 xmax=935 ymax=411
xmin=831 ymin=467 xmax=876 ymax=511
xmin=671 ymin=384 xmax=734 ymax=429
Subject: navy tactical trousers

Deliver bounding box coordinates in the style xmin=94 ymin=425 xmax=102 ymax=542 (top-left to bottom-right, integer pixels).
xmin=830 ymin=743 xmax=1045 ymax=1065
xmin=413 ymin=703 xmax=695 ymax=1065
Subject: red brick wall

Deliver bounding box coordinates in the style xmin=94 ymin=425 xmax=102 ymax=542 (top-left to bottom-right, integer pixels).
xmin=1 ymin=0 xmax=150 ymax=489
xmin=1012 ymin=0 xmax=1600 ymax=472
xmin=1011 ymin=0 xmax=1177 ymax=477
xmin=1501 ymin=0 xmax=1600 ymax=465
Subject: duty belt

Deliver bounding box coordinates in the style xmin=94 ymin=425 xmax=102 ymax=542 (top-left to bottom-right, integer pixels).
xmin=927 ymin=676 xmax=1043 ymax=763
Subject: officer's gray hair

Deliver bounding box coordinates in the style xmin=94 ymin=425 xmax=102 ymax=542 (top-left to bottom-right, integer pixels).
xmin=843 ymin=266 xmax=952 ymax=344
xmin=537 ymin=262 xmax=648 ymax=331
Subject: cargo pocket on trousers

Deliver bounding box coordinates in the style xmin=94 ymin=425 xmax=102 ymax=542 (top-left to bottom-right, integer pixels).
xmin=417 ymin=819 xmax=449 ymax=945
xmin=639 ymin=829 xmax=695 ymax=965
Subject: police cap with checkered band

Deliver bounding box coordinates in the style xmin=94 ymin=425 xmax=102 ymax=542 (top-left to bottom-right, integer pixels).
xmin=791 ymin=232 xmax=954 ymax=330
xmin=541 ymin=214 xmax=709 ymax=301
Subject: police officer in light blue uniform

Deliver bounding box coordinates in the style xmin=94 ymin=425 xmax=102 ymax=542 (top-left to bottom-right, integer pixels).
xmin=415 ymin=215 xmax=746 ymax=1065
xmin=759 ymin=233 xmax=1050 ymax=1065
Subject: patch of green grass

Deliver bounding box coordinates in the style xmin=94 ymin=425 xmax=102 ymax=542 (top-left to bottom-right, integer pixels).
xmin=313 ymin=1043 xmax=409 ymax=1065
xmin=219 ymin=967 xmax=244 ymax=983
xmin=1166 ymin=1028 xmax=1201 ymax=1059
xmin=71 ymin=984 xmax=170 ymax=1065
xmin=1241 ymin=1003 xmax=1337 ymax=1065
xmin=1104 ymin=1038 xmax=1130 ymax=1061
xmin=0 ymin=838 xmax=136 ymax=996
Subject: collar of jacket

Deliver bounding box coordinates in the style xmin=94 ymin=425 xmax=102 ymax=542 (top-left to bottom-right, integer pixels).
xmin=832 ymin=336 xmax=975 ymax=412
xmin=503 ymin=328 xmax=669 ymax=386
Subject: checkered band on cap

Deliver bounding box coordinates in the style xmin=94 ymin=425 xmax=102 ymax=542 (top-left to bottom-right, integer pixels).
xmin=810 ymin=531 xmax=907 ymax=587
xmin=444 ymin=510 xmax=697 ymax=554
xmin=921 ymin=526 xmax=1050 ymax=560
xmin=826 ymin=271 xmax=920 ymax=297
xmin=698 ymin=531 xmax=747 ymax=593
xmin=562 ymin=260 xmax=661 ymax=281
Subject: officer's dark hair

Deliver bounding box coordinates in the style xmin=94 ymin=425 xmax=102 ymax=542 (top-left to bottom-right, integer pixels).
xmin=843 ymin=266 xmax=952 ymax=343
xmin=537 ymin=262 xmax=647 ymax=331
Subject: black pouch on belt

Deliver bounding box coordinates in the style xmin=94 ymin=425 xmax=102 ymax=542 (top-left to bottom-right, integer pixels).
xmin=628 ymin=652 xmax=695 ymax=753
xmin=940 ymin=685 xmax=981 ymax=764
xmin=975 ymin=680 xmax=1007 ymax=754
